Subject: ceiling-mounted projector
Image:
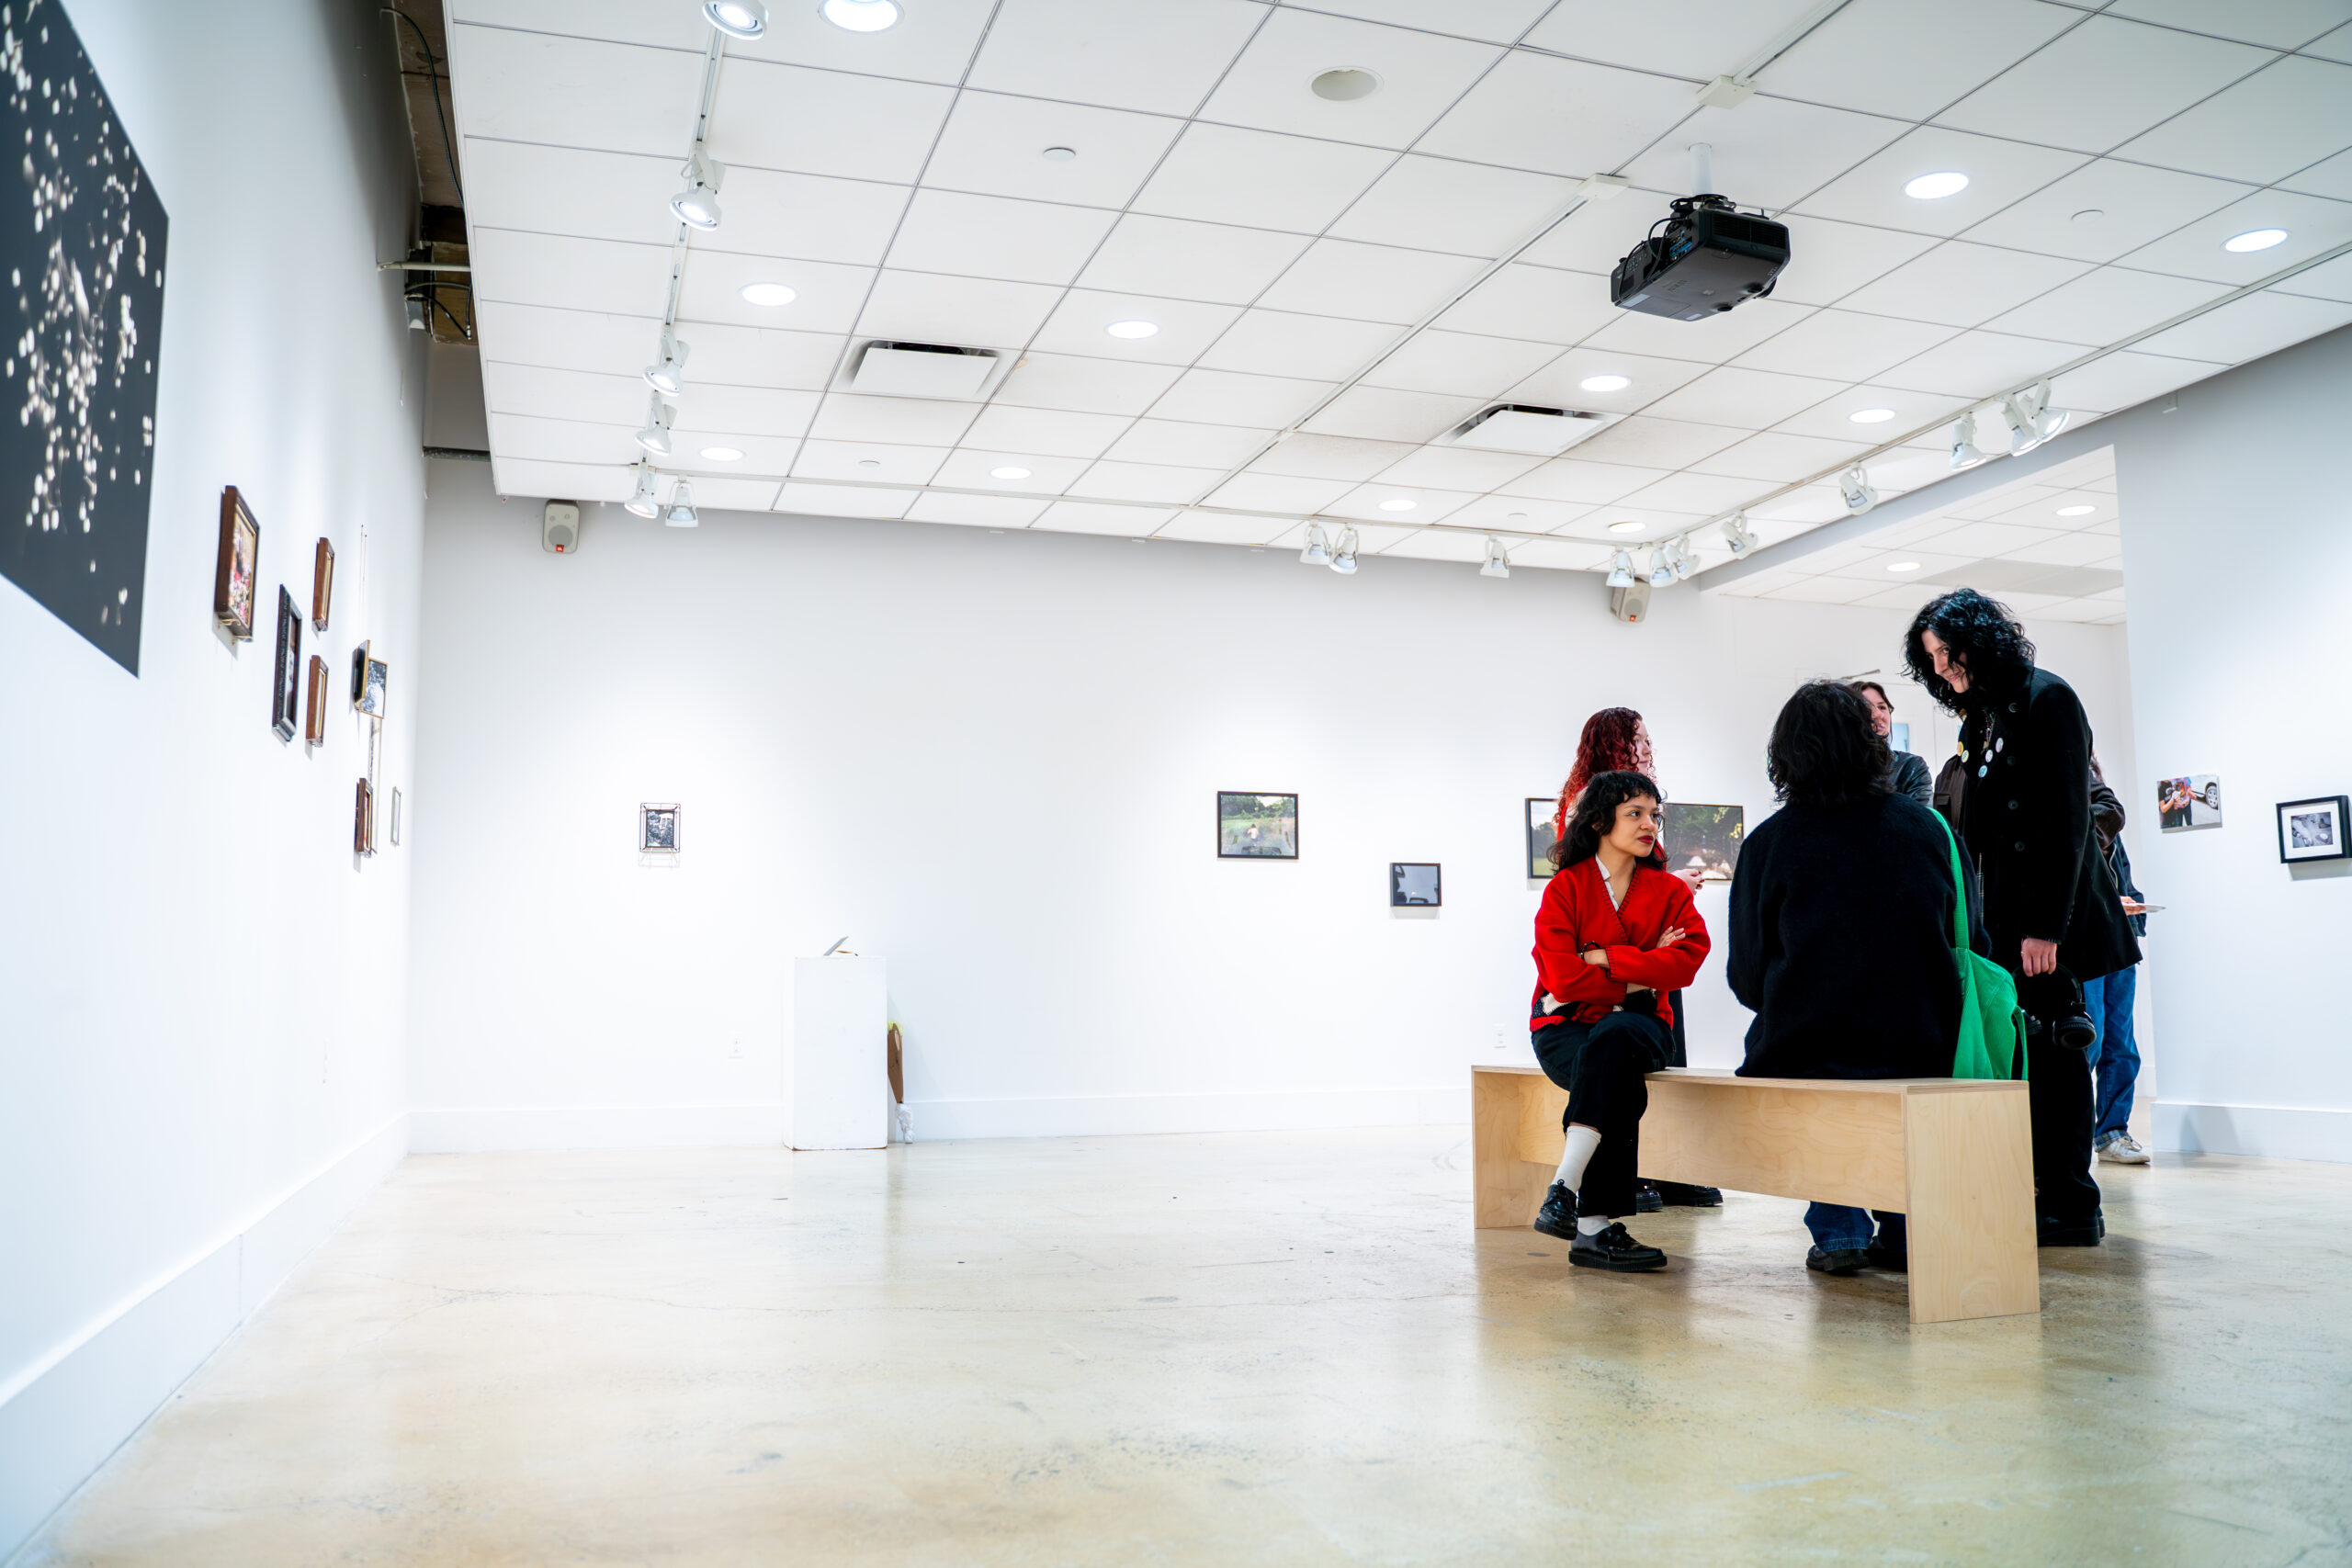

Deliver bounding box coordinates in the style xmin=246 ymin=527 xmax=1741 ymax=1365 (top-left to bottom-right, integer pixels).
xmin=1609 ymin=193 xmax=1791 ymax=322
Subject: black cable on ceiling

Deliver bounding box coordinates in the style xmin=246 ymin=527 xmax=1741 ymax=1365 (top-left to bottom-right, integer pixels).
xmin=382 ymin=6 xmax=464 ymax=205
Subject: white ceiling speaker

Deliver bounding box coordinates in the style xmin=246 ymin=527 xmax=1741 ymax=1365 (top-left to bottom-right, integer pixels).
xmin=1329 ymin=525 xmax=1360 ymax=575
xmin=1310 ymin=68 xmax=1381 ymax=101
xmin=850 ymin=340 xmax=1002 ymax=400
xmin=670 ymin=149 xmax=725 ymax=230
xmin=1438 ymin=404 xmax=1623 ymax=457
xmin=664 ymin=481 xmax=699 ymax=528
xmin=634 ymin=398 xmax=674 ymax=457
xmin=1949 ymin=412 xmax=1990 ymax=471
xmin=1479 ymin=537 xmax=1511 ymax=579
xmin=1610 ymin=579 xmax=1652 ymax=624
xmin=1838 ymin=464 xmax=1879 ymax=514
xmin=541 ymin=500 xmax=581 ymax=554
xmin=703 ymin=1 xmax=767 ymax=38
xmin=624 ymin=465 xmax=661 ymax=519
xmin=1298 ymin=522 xmax=1332 ymax=567
xmin=643 ymin=331 xmax=690 ymax=398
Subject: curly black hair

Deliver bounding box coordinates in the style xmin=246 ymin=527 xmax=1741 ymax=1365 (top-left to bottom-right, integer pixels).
xmin=1768 ymin=682 xmax=1893 ymax=807
xmin=1552 ymin=770 xmax=1668 ymax=873
xmin=1902 ymin=588 xmax=2037 ymax=715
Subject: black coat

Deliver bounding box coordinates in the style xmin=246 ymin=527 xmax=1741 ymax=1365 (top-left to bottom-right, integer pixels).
xmin=1889 ymin=750 xmax=1933 ymax=807
xmin=1953 ymin=667 xmax=2143 ymax=983
xmin=1729 ymin=793 xmax=1988 ymax=1081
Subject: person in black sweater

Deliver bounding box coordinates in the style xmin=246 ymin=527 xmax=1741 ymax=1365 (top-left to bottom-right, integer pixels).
xmin=1729 ymin=681 xmax=1989 ymax=1276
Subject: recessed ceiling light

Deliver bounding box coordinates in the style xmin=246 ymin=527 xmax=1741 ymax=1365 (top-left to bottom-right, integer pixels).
xmin=1377 ymin=498 xmax=1416 ymax=512
xmin=1041 ymin=146 xmax=1076 ymax=163
xmin=2223 ymin=227 xmax=2288 ymax=253
xmin=1887 ymin=560 xmax=1922 ymax=572
xmin=1579 ymin=374 xmax=1631 ymax=392
xmin=1849 ymin=407 xmax=1896 ymax=424
xmin=990 ymin=466 xmax=1032 ymax=479
xmin=820 ymin=0 xmax=899 ymax=31
xmin=700 ymin=446 xmax=744 ymax=462
xmin=1904 ymin=171 xmax=1969 ymax=200
xmin=1310 ymin=68 xmax=1381 ymax=102
xmin=1104 ymin=320 xmax=1159 ymax=339
xmin=1607 ymin=520 xmax=1644 ymax=535
xmin=2056 ymin=503 xmax=2096 ymax=516
xmin=703 ymin=2 xmax=767 ymax=38
xmin=739 ymin=281 xmax=797 ymax=307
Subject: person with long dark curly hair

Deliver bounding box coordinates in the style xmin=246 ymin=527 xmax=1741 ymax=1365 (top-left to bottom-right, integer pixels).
xmin=1526 ymin=772 xmax=1712 ymax=1271
xmin=1905 ymin=588 xmax=2141 ymax=1247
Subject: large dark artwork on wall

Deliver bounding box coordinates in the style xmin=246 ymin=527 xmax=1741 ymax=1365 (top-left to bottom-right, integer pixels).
xmin=0 ymin=0 xmax=170 ymax=674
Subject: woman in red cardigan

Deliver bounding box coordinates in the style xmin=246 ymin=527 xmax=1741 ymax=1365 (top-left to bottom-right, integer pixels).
xmin=1529 ymin=771 xmax=1712 ymax=1270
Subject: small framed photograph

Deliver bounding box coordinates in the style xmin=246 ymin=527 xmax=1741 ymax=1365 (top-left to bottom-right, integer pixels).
xmin=350 ymin=641 xmax=389 ymax=720
xmin=311 ymin=537 xmax=335 ymax=632
xmin=304 ymin=654 xmax=329 ymax=744
xmin=1525 ymin=797 xmax=1557 ymax=879
xmin=2278 ymin=795 xmax=2349 ymax=863
xmin=269 ymin=586 xmax=301 ymax=741
xmin=1662 ymin=802 xmax=1746 ymax=881
xmin=2158 ymin=774 xmax=2222 ymax=831
xmin=639 ymin=802 xmax=680 ymax=854
xmin=354 ymin=777 xmax=376 ymax=856
xmin=1390 ymin=862 xmax=1442 ymax=907
xmin=213 ymin=487 xmax=259 ymax=639
xmin=1217 ymin=792 xmax=1296 ymax=859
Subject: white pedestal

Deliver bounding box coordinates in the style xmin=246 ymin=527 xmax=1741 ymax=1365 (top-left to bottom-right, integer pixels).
xmin=789 ymin=956 xmax=888 ymax=1151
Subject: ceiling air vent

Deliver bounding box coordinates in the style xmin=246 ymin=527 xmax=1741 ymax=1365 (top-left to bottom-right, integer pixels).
xmin=1437 ymin=404 xmax=1622 ymax=457
xmin=851 ymin=340 xmax=1001 ymax=400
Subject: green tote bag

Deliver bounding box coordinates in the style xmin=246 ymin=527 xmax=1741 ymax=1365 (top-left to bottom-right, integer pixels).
xmin=1937 ymin=817 xmax=2028 ymax=1081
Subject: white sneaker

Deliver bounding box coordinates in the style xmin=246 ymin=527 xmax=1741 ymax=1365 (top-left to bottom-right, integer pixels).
xmin=2098 ymin=1134 xmax=2151 ymax=1165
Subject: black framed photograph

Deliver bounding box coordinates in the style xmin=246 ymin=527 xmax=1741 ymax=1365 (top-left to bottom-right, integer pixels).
xmin=639 ymin=802 xmax=680 ymax=854
xmin=1216 ymin=792 xmax=1296 ymax=858
xmin=1525 ymin=797 xmax=1557 ymax=878
xmin=1390 ymin=863 xmax=1441 ymax=907
xmin=268 ymin=585 xmax=300 ymax=740
xmin=1662 ymin=803 xmax=1746 ymax=881
xmin=2278 ymin=795 xmax=2349 ymax=863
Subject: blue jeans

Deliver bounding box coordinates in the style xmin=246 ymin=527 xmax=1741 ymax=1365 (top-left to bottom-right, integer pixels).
xmin=1804 ymin=1205 xmax=1907 ymax=1253
xmin=2084 ymin=966 xmax=2141 ymax=1144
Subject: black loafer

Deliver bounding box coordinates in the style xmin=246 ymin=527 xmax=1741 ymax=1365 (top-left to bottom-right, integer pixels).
xmin=1865 ymin=1244 xmax=1908 ymax=1273
xmin=1634 ymin=1181 xmax=1665 ymax=1213
xmin=2037 ymin=1212 xmax=2106 ymax=1247
xmin=1650 ymin=1181 xmax=1723 ymax=1207
xmin=1806 ymin=1246 xmax=1870 ymax=1276
xmin=1570 ymin=1222 xmax=1668 ymax=1272
xmin=1532 ymin=1181 xmax=1578 ymax=1242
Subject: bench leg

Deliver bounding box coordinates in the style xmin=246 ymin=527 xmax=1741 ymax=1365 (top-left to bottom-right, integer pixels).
xmin=1473 ymin=1071 xmax=1565 ymax=1229
xmin=1902 ymin=1089 xmax=2041 ymax=1324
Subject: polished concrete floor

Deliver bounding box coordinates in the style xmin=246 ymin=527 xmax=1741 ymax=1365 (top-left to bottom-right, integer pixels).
xmin=20 ymin=1129 xmax=2352 ymax=1567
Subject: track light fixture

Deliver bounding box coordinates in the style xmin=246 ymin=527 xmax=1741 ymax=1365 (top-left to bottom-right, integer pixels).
xmin=1669 ymin=535 xmax=1700 ymax=578
xmin=635 ymin=397 xmax=674 ymax=457
xmin=1606 ymin=550 xmax=1635 ymax=588
xmin=670 ymin=148 xmax=726 ymax=231
xmin=1329 ymin=526 xmax=1360 ymax=575
xmin=664 ymin=481 xmax=699 ymax=528
xmin=2001 ymin=378 xmax=2068 ymax=455
xmin=1646 ymin=546 xmax=1676 ymax=588
xmin=1838 ymin=464 xmax=1879 ymax=515
xmin=1722 ymin=514 xmax=1757 ymax=558
xmin=1479 ymin=537 xmax=1511 ymax=579
xmin=625 ymin=464 xmax=662 ymax=519
xmin=1949 ymin=412 xmax=1990 ymax=471
xmin=1299 ymin=522 xmax=1331 ymax=567
xmin=643 ymin=331 xmax=691 ymax=398
xmin=703 ymin=1 xmax=768 ymax=38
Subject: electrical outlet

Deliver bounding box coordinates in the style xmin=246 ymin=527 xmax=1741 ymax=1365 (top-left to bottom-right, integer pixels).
xmin=1494 ymin=1027 xmax=1511 ymax=1055
xmin=728 ymin=1040 xmax=744 ymax=1060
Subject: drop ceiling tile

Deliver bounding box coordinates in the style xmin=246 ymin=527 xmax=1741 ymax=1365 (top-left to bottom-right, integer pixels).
xmin=930 ymin=449 xmax=1091 ymax=493
xmin=663 ymin=323 xmax=847 ymax=392
xmin=1031 ymin=500 xmax=1182 ymax=536
xmin=964 ymin=0 xmax=1269 ymax=116
xmin=691 ymin=170 xmax=912 ymax=269
xmin=2111 ymin=0 xmax=2352 ymax=49
xmin=2116 ymin=55 xmax=2352 ymax=185
xmin=792 ymin=439 xmax=951 ymax=485
xmin=1359 ymin=330 xmax=1562 ymax=397
xmin=2283 ymin=148 xmax=2352 ymax=202
xmin=471 ymin=229 xmax=672 ymax=317
xmin=1442 ymin=494 xmax=1596 ymax=532
xmin=2118 ymin=189 xmax=2352 ymax=283
xmin=1369 ymin=446 xmax=1547 ymax=491
xmin=1375 ymin=529 xmax=1493 ymax=563
xmin=477 ymin=302 xmax=656 ymax=377
xmin=2275 ymin=249 xmax=2352 ymax=301
xmin=905 ymin=491 xmax=1054 ymax=528
xmin=1501 ymin=348 xmax=1712 ymax=412
xmin=1640 ymin=366 xmax=1851 ymax=429
xmin=1959 ymin=160 xmax=2256 ymax=264
xmin=1131 ymin=123 xmax=1395 ymax=233
xmin=1771 ymin=382 xmax=1970 ymax=439
xmin=1755 ymin=0 xmax=2079 ymax=120
xmin=1689 ymin=430 xmax=1872 ymax=482
xmin=1572 ymin=414 xmax=1751 ymax=469
xmin=2309 ymin=20 xmax=2352 ymax=62
xmin=1431 ymin=264 xmax=1618 ymax=347
xmin=1415 ymin=51 xmax=1697 ymax=178
xmin=993 ymin=354 xmax=1184 ymax=416
xmin=449 ymin=28 xmax=698 ymax=157
xmin=666 ymin=477 xmax=784 ymax=512
xmin=1298 ymin=0 xmax=1550 ymax=41
xmin=1153 ymin=510 xmax=1298 ymax=545
xmin=1994 ymin=531 xmax=2122 ymax=567
xmin=1300 ymin=386 xmax=1485 ymax=442
xmin=807 ymin=393 xmax=982 ymax=446
xmin=1519 ymin=0 xmax=1825 ymax=76
xmin=1619 ymin=471 xmax=1775 ymax=514
xmin=712 ymin=0 xmax=995 ymax=79
xmin=674 ymin=386 xmax=823 ymax=440
xmin=1204 ymin=472 xmax=1357 ymax=513
xmin=1248 ymin=433 xmax=1417 ymax=480
xmin=1936 ymin=17 xmax=2275 ymax=153
xmin=488 ymin=412 xmax=636 ymax=465
xmin=1731 ymin=309 xmax=1958 ymax=382
xmin=1582 ymin=505 xmax=1712 ymax=537
xmin=2131 ymin=288 xmax=2352 ymax=362
xmin=1984 ymin=266 xmax=2233 ymax=344
xmin=883 ymin=190 xmax=1121 ymax=286
xmin=489 ymin=457 xmax=633 ymax=503
xmin=1916 ymin=519 xmax=2053 ymax=556
xmin=1497 ymin=457 xmax=1673 ymax=505
xmin=1068 ymin=460 xmax=1221 ymax=503
xmin=1079 ymin=217 xmax=1314 ymax=305
xmin=1199 ymin=310 xmax=1398 ymax=379
xmin=713 ymin=60 xmax=956 ymax=184
xmin=1330 ymin=156 xmax=1576 ymax=257
xmin=853 ymin=271 xmax=1063 ymax=351
xmin=676 ymin=252 xmax=877 ymax=333
xmin=922 ymin=91 xmax=1187 ymax=208
xmin=1619 ymin=97 xmax=1911 ymax=213
xmin=1768 ymin=217 xmax=1942 ymax=307
xmin=1029 ymin=289 xmax=1246 ymax=365
xmin=1837 ymin=243 xmax=2094 ymax=327
xmin=1878 ymin=330 xmax=2083 ymax=399
xmin=1510 ymin=538 xmax=1614 ymax=570
xmin=961 ymin=404 xmax=1135 ymax=458
xmin=1200 ymin=9 xmax=1502 ymax=149
xmin=774 ymin=482 xmax=917 ymax=520
xmin=1762 ymin=575 xmax=1882 ymax=604
xmin=1103 ymin=419 xmax=1278 ymax=468
xmin=662 ymin=429 xmax=804 ymax=471
xmin=1576 ymin=298 xmax=1819 ymax=366
xmin=1792 ymin=128 xmax=2090 ymax=238
xmin=482 ymin=362 xmax=645 ymax=426
xmin=462 ymin=141 xmax=679 ymax=248
xmin=1327 ymin=484 xmax=1482 ymax=523
xmin=1255 ymin=240 xmax=1488 ymax=325
xmin=1148 ymin=367 xmax=1336 ymax=428
xmin=1516 ymin=193 xmax=1669 ymax=275
xmin=1818 ymin=547 xmax=1977 ymax=582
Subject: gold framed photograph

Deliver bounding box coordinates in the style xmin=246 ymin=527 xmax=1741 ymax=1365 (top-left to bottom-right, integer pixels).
xmin=212 ymin=487 xmax=259 ymax=639
xmin=355 ymin=777 xmax=376 ymax=856
xmin=303 ymin=654 xmax=328 ymax=744
xmin=311 ymin=537 xmax=335 ymax=631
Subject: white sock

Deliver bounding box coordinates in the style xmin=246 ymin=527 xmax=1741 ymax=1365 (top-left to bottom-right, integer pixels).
xmin=1576 ymin=1215 xmax=1611 ymax=1235
xmin=1554 ymin=1125 xmax=1601 ymax=1191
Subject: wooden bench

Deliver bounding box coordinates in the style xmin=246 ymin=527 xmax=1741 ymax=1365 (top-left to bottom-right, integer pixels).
xmin=1472 ymin=1065 xmax=2038 ymax=1325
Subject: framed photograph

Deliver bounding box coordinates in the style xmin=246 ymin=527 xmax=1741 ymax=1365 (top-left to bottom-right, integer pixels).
xmin=311 ymin=537 xmax=334 ymax=631
xmin=639 ymin=802 xmax=680 ymax=854
xmin=1390 ymin=862 xmax=1442 ymax=908
xmin=2278 ymin=795 xmax=2349 ymax=863
xmin=1662 ymin=803 xmax=1746 ymax=881
xmin=2158 ymin=774 xmax=2222 ymax=831
xmin=390 ymin=787 xmax=402 ymax=847
xmin=268 ymin=586 xmax=300 ymax=740
xmin=1216 ymin=792 xmax=1296 ymax=859
xmin=213 ymin=486 xmax=259 ymax=639
xmin=1525 ymin=797 xmax=1558 ymax=878
xmin=354 ymin=777 xmax=375 ymax=856
xmin=303 ymin=654 xmax=328 ymax=744
xmin=350 ymin=641 xmax=388 ymax=720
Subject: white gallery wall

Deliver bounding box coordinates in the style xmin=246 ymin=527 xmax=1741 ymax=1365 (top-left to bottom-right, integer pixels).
xmin=0 ymin=0 xmax=426 ymax=1554
xmin=408 ymin=460 xmax=2129 ymax=1151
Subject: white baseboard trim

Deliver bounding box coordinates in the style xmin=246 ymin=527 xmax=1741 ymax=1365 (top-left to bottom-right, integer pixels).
xmin=406 ymin=1102 xmax=787 ymax=1152
xmin=2154 ymin=1100 xmax=2352 ymax=1163
xmin=0 ymin=1114 xmax=408 ymax=1564
xmin=905 ymin=1085 xmax=1470 ymax=1141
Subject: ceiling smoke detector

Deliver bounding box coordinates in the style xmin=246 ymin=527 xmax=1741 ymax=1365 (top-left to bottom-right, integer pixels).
xmin=1437 ymin=404 xmax=1623 ymax=457
xmin=850 ymin=341 xmax=1002 ymax=400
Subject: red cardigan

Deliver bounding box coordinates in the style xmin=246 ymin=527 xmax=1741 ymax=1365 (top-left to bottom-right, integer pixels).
xmin=1531 ymin=858 xmax=1711 ymax=1030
